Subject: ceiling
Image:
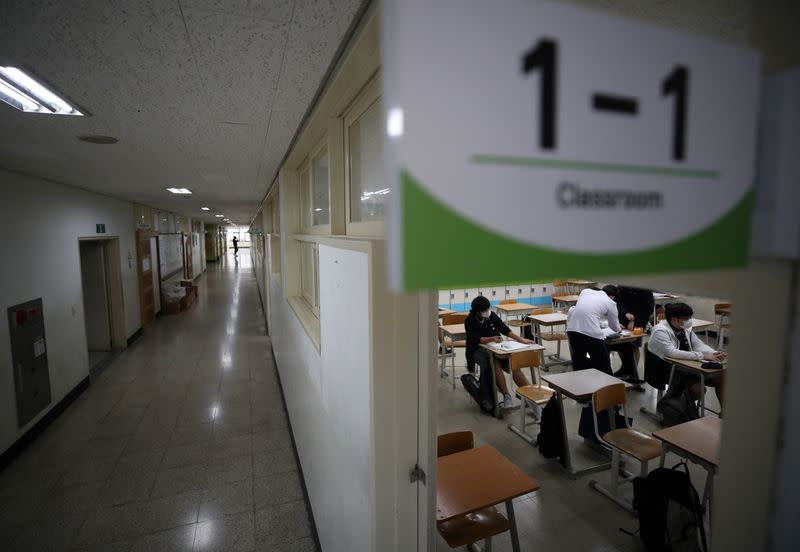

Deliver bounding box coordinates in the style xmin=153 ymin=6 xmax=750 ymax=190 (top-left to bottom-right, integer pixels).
xmin=0 ymin=0 xmax=363 ymax=224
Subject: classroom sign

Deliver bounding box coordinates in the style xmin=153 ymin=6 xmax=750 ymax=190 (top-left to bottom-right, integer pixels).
xmin=382 ymin=0 xmax=760 ymax=291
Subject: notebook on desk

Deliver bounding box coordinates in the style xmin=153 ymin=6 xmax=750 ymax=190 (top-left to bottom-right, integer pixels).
xmin=497 ymin=341 xmax=528 ymax=352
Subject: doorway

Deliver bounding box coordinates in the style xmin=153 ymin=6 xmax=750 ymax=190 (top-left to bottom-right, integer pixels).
xmin=78 ymin=238 xmax=126 ymax=373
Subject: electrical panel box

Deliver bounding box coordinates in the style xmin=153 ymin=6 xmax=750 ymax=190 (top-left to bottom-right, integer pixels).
xmin=8 ymin=298 xmax=52 ymax=428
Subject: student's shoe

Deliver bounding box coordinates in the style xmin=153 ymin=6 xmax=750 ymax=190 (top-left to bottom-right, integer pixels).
xmin=502 ymin=394 xmax=516 ymax=409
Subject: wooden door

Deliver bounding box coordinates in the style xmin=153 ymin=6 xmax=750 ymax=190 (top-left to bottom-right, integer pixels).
xmin=136 ymin=229 xmax=156 ymax=329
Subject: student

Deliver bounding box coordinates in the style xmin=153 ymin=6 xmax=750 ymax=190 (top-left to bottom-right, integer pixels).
xmin=648 ymin=302 xmax=726 ymax=404
xmin=566 ymin=285 xmax=621 ymax=375
xmin=232 ymin=236 xmax=239 ymax=256
xmin=603 ymin=285 xmax=645 ymax=382
xmin=465 ymin=296 xmax=534 ymax=409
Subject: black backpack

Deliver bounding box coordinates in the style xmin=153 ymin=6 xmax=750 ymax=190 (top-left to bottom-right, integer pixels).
xmin=657 ymin=388 xmax=699 ymax=427
xmin=633 ymin=462 xmax=708 ymax=552
xmin=644 ymin=345 xmax=671 ymax=390
xmin=536 ymin=395 xmax=564 ymax=464
xmin=460 ymin=373 xmax=494 ymax=415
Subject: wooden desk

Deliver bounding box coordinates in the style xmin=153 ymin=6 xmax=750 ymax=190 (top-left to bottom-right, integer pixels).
xmin=528 ymin=312 xmax=570 ymax=369
xmin=438 ymin=308 xmax=456 ymax=317
xmin=654 ymin=417 xmax=721 ymax=524
xmin=438 ymin=445 xmax=540 ymax=552
xmin=439 ymin=324 xmax=467 ymax=380
xmin=541 ymin=369 xmax=629 ymax=476
xmin=664 ymin=357 xmax=726 ymax=417
xmin=605 ymin=331 xmax=643 ymax=345
xmin=551 ymin=294 xmax=579 ymax=312
xmin=479 ymin=342 xmax=545 ymax=418
xmin=494 ymin=303 xmax=539 ymax=330
xmin=565 ymin=279 xmax=597 ymax=294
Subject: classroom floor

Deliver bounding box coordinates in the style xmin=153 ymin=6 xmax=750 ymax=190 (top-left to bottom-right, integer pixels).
xmin=437 ymin=336 xmax=721 ymax=552
xmin=0 ymin=251 xmax=316 ymax=552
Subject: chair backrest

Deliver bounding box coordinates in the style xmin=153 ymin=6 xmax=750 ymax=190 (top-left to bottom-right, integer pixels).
xmin=437 ymin=431 xmax=474 ymax=458
xmin=551 ymin=280 xmax=568 ymax=295
xmin=714 ymin=303 xmax=732 ymax=314
xmin=499 ymin=299 xmax=517 ymax=305
xmin=442 ymin=313 xmax=468 ymax=325
xmin=592 ymin=383 xmax=627 ymax=413
xmin=510 ymin=348 xmax=542 ymax=371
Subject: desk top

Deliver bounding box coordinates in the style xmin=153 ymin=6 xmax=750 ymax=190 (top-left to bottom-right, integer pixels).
xmin=605 ymin=332 xmax=643 ymax=345
xmin=541 ymin=369 xmax=628 ymax=400
xmin=495 ymin=303 xmax=538 ymax=314
xmin=653 ymin=416 xmax=722 ymax=467
xmin=665 ymin=356 xmax=727 ymax=374
xmin=552 ymin=294 xmax=580 ymax=303
xmin=691 ymin=318 xmax=714 ymax=331
xmin=481 ymin=342 xmax=545 ymax=357
xmin=438 ymin=308 xmax=456 ymax=316
xmin=440 ymin=324 xmax=466 ymax=337
xmin=437 ymin=445 xmax=540 ymax=522
xmin=566 ymin=279 xmax=597 ymax=286
xmin=529 ymin=313 xmax=568 ymax=324
xmin=653 ymin=292 xmax=679 ymax=302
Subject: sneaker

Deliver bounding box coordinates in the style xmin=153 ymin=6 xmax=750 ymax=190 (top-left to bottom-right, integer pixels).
xmin=502 ymin=395 xmax=516 ymax=409
xmin=529 ymin=401 xmax=543 ymax=421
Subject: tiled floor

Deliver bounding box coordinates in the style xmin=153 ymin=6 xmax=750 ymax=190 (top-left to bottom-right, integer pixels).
xmin=0 ymin=251 xmax=317 ymax=552
xmin=437 ymin=331 xmax=720 ymax=551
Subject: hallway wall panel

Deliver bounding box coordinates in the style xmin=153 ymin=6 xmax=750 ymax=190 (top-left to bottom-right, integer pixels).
xmin=0 ymin=169 xmax=140 ymax=454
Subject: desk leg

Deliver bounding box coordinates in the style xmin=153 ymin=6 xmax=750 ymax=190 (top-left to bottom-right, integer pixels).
xmin=489 ymin=353 xmax=502 ymax=419
xmin=556 ymin=390 xmax=574 ymax=473
xmin=659 ymin=446 xmax=667 ymax=468
xmin=703 ymin=468 xmax=714 ymax=531
xmin=505 ymin=499 xmax=521 ymax=552
xmin=699 ymin=372 xmax=706 ymax=417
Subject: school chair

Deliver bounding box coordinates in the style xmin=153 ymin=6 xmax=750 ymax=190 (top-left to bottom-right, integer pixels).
xmin=714 ymin=303 xmax=731 ymax=349
xmin=437 ymin=432 xmax=511 ymax=551
xmin=550 ymin=279 xmax=571 ymax=312
xmin=439 ymin=312 xmax=468 ymax=389
xmin=528 ymin=307 xmax=569 ymax=369
xmin=499 ymin=299 xmax=532 ymax=336
xmin=508 ymin=349 xmax=554 ymax=445
xmin=588 ymin=383 xmax=662 ymax=512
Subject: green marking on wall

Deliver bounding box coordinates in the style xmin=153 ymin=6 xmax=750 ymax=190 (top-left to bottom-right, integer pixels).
xmin=401 ymin=170 xmax=751 ymax=290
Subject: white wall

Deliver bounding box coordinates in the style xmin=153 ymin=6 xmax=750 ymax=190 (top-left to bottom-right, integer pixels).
xmin=0 ymin=169 xmax=140 ymax=454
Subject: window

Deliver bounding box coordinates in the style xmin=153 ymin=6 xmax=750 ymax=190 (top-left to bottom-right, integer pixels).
xmin=301 ymin=241 xmax=320 ymax=316
xmin=348 ymin=98 xmax=386 ymax=223
xmin=344 ymin=74 xmax=386 ymax=235
xmin=311 ymin=148 xmax=330 ymax=226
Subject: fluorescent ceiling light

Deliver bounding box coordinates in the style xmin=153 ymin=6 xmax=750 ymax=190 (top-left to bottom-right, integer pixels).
xmin=0 ymin=67 xmax=83 ymax=115
xmin=166 ymin=188 xmax=192 ymax=194
xmin=215 ymin=214 xmax=224 ymax=218
xmin=201 ymin=207 xmax=210 ymax=211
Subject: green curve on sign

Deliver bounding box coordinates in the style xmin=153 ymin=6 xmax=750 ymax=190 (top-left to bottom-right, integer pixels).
xmin=401 ymin=170 xmax=752 ymax=290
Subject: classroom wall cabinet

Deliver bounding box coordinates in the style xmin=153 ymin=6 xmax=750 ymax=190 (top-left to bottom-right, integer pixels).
xmin=438 ymin=282 xmax=556 ymax=309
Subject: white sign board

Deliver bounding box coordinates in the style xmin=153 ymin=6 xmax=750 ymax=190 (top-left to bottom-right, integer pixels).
xmin=383 ymin=0 xmax=760 ymax=290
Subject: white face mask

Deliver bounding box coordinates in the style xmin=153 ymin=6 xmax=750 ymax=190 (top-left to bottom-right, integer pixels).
xmin=480 ymin=310 xmax=491 ymax=319
xmin=682 ymin=319 xmax=693 ymax=331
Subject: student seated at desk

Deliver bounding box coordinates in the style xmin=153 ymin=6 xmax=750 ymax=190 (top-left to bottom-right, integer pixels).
xmin=566 ymin=286 xmax=621 ymax=375
xmin=465 ymin=296 xmax=534 ymax=409
xmin=648 ymin=302 xmax=726 ymax=404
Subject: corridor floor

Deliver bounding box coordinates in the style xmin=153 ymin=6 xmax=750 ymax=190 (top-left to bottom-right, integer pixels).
xmin=0 ymin=251 xmax=316 ymax=552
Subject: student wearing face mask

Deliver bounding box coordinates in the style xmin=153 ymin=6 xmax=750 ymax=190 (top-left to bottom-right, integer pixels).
xmin=465 ymin=296 xmax=534 ymax=409
xmin=648 ymin=302 xmax=726 ymax=404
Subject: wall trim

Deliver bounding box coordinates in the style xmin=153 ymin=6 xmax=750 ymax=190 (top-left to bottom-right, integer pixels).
xmin=0 ymin=376 xmax=91 ymax=472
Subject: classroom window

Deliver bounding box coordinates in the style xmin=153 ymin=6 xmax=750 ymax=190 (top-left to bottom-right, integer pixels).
xmin=348 ymin=96 xmax=386 ymax=224
xmin=311 ymin=147 xmax=330 ymax=226
xmin=301 ymin=241 xmax=320 ymax=316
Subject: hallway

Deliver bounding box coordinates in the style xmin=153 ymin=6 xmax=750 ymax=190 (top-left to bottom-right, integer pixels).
xmin=0 ymin=251 xmax=315 ymax=552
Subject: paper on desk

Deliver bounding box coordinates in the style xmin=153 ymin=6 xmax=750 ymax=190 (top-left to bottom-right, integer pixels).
xmin=498 ymin=341 xmax=528 ymax=351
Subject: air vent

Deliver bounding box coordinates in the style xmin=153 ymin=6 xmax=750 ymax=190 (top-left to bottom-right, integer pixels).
xmin=78 ymin=135 xmax=118 ymax=144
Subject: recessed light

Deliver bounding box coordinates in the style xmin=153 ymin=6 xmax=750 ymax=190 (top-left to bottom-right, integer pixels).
xmin=215 ymin=214 xmax=224 ymax=218
xmin=0 ymin=67 xmax=83 ymax=116
xmin=166 ymin=188 xmax=192 ymax=194
xmin=201 ymin=207 xmax=210 ymax=211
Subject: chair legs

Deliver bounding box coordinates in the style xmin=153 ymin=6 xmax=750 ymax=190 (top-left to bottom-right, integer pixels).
xmin=589 ymin=449 xmax=650 ymax=513
xmin=466 ymin=538 xmax=492 ymax=552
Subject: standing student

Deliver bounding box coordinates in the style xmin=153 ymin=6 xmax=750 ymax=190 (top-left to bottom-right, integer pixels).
xmin=648 ymin=302 xmax=726 ymax=404
xmin=616 ymin=285 xmax=655 ymax=367
xmin=566 ymin=286 xmax=621 ymax=375
xmin=232 ymin=236 xmax=239 ymax=256
xmin=465 ymin=296 xmax=534 ymax=409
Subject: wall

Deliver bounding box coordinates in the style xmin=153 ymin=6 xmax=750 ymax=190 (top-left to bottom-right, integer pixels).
xmin=0 ymin=168 xmax=140 ymax=455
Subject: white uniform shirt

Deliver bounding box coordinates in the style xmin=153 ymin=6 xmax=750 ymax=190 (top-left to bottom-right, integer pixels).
xmin=566 ymin=289 xmax=621 ymax=340
xmin=648 ymin=319 xmax=715 ymax=361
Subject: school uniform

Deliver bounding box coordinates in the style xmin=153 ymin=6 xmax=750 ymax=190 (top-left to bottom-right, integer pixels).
xmin=648 ymin=319 xmax=721 ymax=394
xmin=465 ymin=310 xmax=511 ymax=375
xmin=566 ymin=289 xmax=621 ymax=374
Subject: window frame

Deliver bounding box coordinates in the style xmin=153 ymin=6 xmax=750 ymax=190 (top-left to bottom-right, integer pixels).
xmin=343 ymin=73 xmax=386 ymax=237
xmin=300 ymin=136 xmax=332 ymax=235
xmin=300 ymin=240 xmax=320 ymax=318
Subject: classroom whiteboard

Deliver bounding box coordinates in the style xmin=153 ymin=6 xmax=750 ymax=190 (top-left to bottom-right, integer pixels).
xmin=159 ymin=233 xmax=183 ymax=280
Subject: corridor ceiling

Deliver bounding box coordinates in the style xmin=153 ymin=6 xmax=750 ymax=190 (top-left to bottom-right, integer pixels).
xmin=0 ymin=0 xmax=363 ymax=224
